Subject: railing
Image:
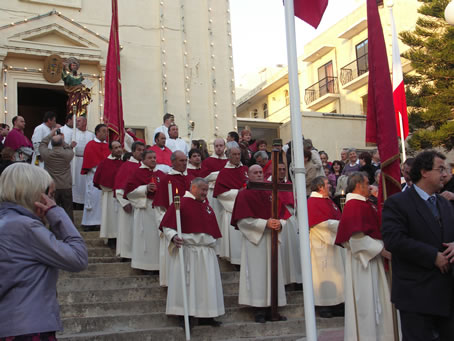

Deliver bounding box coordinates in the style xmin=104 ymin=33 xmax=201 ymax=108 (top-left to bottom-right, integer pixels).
xmin=304 ymin=76 xmax=339 ymax=105
xmin=340 ymin=54 xmax=369 ymax=85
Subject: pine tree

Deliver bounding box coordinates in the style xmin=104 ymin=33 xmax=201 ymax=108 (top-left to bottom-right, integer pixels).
xmin=400 ymin=0 xmax=454 ymax=150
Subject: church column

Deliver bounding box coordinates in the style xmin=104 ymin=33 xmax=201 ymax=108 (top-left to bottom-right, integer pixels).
xmin=0 ymin=50 xmax=7 ymax=124
xmin=159 ymin=0 xmax=169 ymax=116
xmin=180 ymin=0 xmax=192 ymax=139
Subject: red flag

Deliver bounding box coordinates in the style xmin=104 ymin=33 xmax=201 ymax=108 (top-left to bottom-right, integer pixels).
xmin=390 ymin=7 xmax=409 ymax=139
xmin=365 ymin=0 xmax=401 ymax=205
xmin=103 ymin=0 xmax=124 ymax=145
xmin=294 ymin=0 xmax=329 ymax=28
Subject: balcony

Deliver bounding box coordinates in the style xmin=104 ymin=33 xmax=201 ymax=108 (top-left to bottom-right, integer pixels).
xmin=304 ymin=76 xmax=340 ymax=111
xmin=340 ymin=54 xmax=369 ymax=90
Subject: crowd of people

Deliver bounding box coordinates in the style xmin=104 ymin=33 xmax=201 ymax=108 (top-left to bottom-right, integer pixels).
xmin=1 ymin=111 xmax=454 ymax=340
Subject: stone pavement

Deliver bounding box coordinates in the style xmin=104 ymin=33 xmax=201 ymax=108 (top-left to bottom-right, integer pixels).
xmin=56 ymin=210 xmax=344 ymax=340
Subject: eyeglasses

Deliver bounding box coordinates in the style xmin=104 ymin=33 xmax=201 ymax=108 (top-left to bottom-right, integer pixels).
xmin=432 ymin=167 xmax=449 ymax=174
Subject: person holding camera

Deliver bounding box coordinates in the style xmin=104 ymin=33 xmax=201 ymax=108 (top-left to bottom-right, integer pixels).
xmin=0 ymin=163 xmax=88 ymax=340
xmin=39 ymin=127 xmax=77 ymax=221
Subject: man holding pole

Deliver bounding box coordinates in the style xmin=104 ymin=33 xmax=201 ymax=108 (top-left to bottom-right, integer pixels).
xmin=160 ymin=177 xmax=224 ymax=328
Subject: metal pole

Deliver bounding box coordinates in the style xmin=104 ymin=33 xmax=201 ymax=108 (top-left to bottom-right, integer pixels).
xmin=283 ymin=1 xmax=317 ymax=340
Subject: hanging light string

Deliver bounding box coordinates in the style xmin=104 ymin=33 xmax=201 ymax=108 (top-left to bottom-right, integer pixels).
xmin=2 ymin=67 xmax=7 ymax=124
xmin=225 ymin=0 xmax=237 ymax=131
xmin=180 ymin=0 xmax=192 ymax=138
xmin=207 ymin=1 xmax=219 ymax=138
xmin=160 ymin=1 xmax=168 ymax=115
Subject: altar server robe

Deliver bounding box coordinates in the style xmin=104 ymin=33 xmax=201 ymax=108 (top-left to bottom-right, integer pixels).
xmin=307 ymin=192 xmax=345 ymax=306
xmin=335 ymin=193 xmax=394 ymax=341
xmin=125 ymin=164 xmax=165 ymax=271
xmin=213 ymin=162 xmax=248 ymax=264
xmin=31 ymin=123 xmax=51 ymax=168
xmin=161 ymin=192 xmax=225 ymax=318
xmin=72 ymin=129 xmax=95 ymax=204
xmin=231 ymin=189 xmax=287 ymax=307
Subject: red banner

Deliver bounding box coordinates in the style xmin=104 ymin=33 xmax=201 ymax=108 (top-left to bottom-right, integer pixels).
xmin=294 ymin=0 xmax=329 ymax=28
xmin=103 ymin=0 xmax=124 ymax=145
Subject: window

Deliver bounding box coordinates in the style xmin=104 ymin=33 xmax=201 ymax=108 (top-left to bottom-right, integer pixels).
xmin=284 ymin=90 xmax=290 ymax=106
xmin=318 ymin=61 xmax=334 ymax=96
xmin=356 ymin=39 xmax=368 ymax=76
xmin=263 ymin=103 xmax=268 ymax=118
xmin=361 ymin=94 xmax=368 ymax=115
xmin=253 ymin=109 xmax=258 ymax=119
xmin=126 ymin=127 xmax=146 ymax=141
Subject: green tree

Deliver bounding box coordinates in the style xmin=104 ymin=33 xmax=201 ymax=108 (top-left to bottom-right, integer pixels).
xmin=400 ymin=0 xmax=454 ymax=150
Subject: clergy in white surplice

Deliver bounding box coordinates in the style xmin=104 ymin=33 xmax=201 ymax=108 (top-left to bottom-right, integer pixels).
xmin=31 ymin=112 xmax=56 ymax=167
xmin=231 ymin=165 xmax=287 ymax=323
xmin=73 ymin=116 xmax=95 ymax=204
xmin=93 ymin=141 xmax=124 ymax=245
xmin=213 ymin=146 xmax=248 ymax=265
xmin=307 ymin=176 xmax=345 ymax=318
xmin=335 ymin=172 xmax=394 ymax=341
xmin=125 ymin=150 xmax=165 ymax=271
xmin=113 ymin=141 xmax=145 ymax=259
xmin=160 ymin=178 xmax=224 ymax=326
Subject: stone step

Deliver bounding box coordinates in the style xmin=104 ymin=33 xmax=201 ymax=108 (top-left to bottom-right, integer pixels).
xmin=87 ymin=248 xmax=116 ymax=258
xmin=88 ymin=257 xmax=122 ymax=264
xmin=60 ymin=292 xmax=305 ymax=318
xmin=59 ymin=263 xmax=144 ymax=278
xmin=58 ymin=317 xmax=343 ymax=340
xmin=58 ymin=276 xmax=158 ymax=292
xmin=84 ymin=239 xmax=107 ymax=248
xmin=80 ymin=231 xmax=101 ymax=239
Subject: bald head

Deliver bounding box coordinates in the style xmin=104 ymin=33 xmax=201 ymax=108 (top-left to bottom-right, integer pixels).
xmin=171 ymin=150 xmax=187 ymax=173
xmin=51 ymin=134 xmax=64 ymax=147
xmin=214 ymin=138 xmax=225 ymax=157
xmin=248 ymin=164 xmax=264 ymax=182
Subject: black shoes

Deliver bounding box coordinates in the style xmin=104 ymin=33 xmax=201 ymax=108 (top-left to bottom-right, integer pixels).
xmin=198 ymin=318 xmax=222 ymax=327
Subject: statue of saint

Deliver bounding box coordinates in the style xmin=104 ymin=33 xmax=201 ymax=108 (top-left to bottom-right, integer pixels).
xmin=62 ymin=57 xmax=92 ymax=117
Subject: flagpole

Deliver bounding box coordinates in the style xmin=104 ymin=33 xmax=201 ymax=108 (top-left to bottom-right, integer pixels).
xmin=399 ymin=113 xmax=407 ymax=162
xmin=283 ymin=1 xmax=317 ymax=340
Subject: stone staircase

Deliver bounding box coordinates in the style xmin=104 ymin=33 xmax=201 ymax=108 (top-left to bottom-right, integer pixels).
xmin=57 ymin=211 xmax=344 ymax=340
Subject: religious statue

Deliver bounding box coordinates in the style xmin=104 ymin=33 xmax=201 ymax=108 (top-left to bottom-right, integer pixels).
xmin=62 ymin=57 xmax=92 ymax=117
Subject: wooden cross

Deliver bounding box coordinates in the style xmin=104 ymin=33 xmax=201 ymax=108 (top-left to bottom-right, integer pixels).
xmin=247 ymin=139 xmax=293 ymax=321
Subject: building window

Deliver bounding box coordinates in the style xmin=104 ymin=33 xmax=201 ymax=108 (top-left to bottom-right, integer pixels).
xmin=284 ymin=90 xmax=290 ymax=106
xmin=318 ymin=61 xmax=334 ymax=96
xmin=361 ymin=94 xmax=368 ymax=115
xmin=253 ymin=109 xmax=258 ymax=119
xmin=356 ymin=39 xmax=368 ymax=76
xmin=263 ymin=103 xmax=268 ymax=118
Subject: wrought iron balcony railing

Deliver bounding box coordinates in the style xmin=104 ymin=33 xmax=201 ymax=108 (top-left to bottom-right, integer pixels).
xmin=340 ymin=54 xmax=369 ymax=85
xmin=304 ymin=76 xmax=339 ymax=105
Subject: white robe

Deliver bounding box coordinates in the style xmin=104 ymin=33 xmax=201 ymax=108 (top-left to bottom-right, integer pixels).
xmin=60 ymin=124 xmax=73 ymax=145
xmin=204 ymin=170 xmax=224 ymax=254
xmin=280 ymin=208 xmax=302 ymax=285
xmin=237 ymin=217 xmax=287 ymax=307
xmin=100 ymin=185 xmax=119 ymax=239
xmin=165 ymin=137 xmax=189 ymax=155
xmin=163 ymin=203 xmax=224 ymax=317
xmin=81 ymin=168 xmax=102 ymax=225
xmin=31 ymin=123 xmax=51 ymax=168
xmin=153 ymin=125 xmax=170 ymax=144
xmin=342 ymin=194 xmax=394 ymax=341
xmin=127 ymin=166 xmax=161 ymax=271
xmin=73 ymin=129 xmax=95 ymax=204
xmin=217 ymin=188 xmax=242 ymax=265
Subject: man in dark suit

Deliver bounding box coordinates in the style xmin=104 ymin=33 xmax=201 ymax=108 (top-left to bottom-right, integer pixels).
xmin=382 ymin=150 xmax=454 ymax=341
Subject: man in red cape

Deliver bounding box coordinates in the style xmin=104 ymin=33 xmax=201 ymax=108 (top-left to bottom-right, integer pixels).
xmin=113 ymin=141 xmax=145 ymax=259
xmin=81 ymin=124 xmax=110 ymax=230
xmin=3 ymin=116 xmax=33 ymax=162
xmin=149 ymin=132 xmax=172 ymax=173
xmin=124 ymin=149 xmax=165 ymax=272
xmin=186 ymin=148 xmax=203 ymax=178
xmin=334 ymin=172 xmax=393 ymax=340
xmin=213 ymin=145 xmax=248 ymax=265
xmin=160 ymin=178 xmax=225 ymax=326
xmin=93 ymin=140 xmax=124 ymax=248
xmin=307 ymin=176 xmax=344 ymax=319
xmin=231 ymin=165 xmax=286 ymax=323
xmin=153 ymin=150 xmax=192 ymax=286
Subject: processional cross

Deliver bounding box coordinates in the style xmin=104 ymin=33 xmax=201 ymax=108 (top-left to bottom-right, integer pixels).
xmin=247 ymin=139 xmax=293 ymax=321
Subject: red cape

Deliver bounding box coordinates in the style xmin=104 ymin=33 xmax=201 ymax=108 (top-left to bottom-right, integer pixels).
xmin=149 ymin=145 xmax=172 ymax=167
xmin=93 ymin=157 xmax=124 ymax=190
xmin=278 ymin=184 xmax=294 ymax=220
xmin=3 ymin=128 xmax=33 ymax=150
xmin=213 ymin=165 xmax=249 ymax=197
xmin=113 ymin=160 xmax=141 ymax=193
xmin=231 ymin=189 xmax=272 ymax=228
xmin=187 ymin=167 xmax=203 ymax=178
xmin=307 ymin=196 xmax=341 ymax=227
xmin=152 ymin=172 xmax=193 ymax=209
xmin=200 ymin=156 xmax=228 ymax=177
xmin=159 ymin=196 xmax=222 ymax=239
xmin=124 ymin=167 xmax=165 ymax=200
xmin=81 ymin=140 xmax=110 ymax=174
xmin=335 ymin=198 xmax=381 ymax=245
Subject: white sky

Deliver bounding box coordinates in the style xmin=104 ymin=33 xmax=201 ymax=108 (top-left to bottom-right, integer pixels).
xmin=230 ymin=0 xmax=364 ymax=82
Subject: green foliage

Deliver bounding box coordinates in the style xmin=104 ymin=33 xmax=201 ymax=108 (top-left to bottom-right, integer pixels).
xmin=400 ymin=0 xmax=454 ymax=151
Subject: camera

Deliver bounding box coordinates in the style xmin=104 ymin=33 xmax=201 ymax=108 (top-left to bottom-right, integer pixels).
xmin=56 ymin=128 xmax=61 ymax=135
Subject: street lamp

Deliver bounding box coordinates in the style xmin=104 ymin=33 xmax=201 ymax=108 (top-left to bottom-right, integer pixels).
xmin=445 ymin=1 xmax=454 ymax=25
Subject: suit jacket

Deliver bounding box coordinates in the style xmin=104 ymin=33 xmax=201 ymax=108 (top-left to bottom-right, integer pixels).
xmin=382 ymin=186 xmax=454 ymax=316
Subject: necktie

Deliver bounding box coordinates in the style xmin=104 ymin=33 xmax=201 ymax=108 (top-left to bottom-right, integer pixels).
xmin=427 ymin=196 xmax=439 ymax=219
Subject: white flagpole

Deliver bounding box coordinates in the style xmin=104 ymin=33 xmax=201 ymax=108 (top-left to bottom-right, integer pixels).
xmin=283 ymin=1 xmax=317 ymax=340
xmin=72 ymin=107 xmax=77 ymax=186
xmin=399 ymin=113 xmax=407 ymax=162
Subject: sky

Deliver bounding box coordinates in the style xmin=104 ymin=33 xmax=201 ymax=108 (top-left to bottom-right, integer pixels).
xmin=230 ymin=0 xmax=364 ymax=83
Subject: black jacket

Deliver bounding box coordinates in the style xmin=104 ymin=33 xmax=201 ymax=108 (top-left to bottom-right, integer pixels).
xmin=382 ymin=186 xmax=454 ymax=316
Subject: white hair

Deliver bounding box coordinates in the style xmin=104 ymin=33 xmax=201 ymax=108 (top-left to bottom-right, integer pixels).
xmin=0 ymin=163 xmax=53 ymax=213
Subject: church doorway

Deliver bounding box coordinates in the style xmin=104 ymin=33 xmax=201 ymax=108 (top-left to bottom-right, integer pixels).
xmin=17 ymin=83 xmax=67 ymax=139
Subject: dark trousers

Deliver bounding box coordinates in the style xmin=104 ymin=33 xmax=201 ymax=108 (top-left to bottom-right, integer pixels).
xmin=400 ymin=310 xmax=454 ymax=341
xmin=55 ymin=188 xmax=74 ymax=222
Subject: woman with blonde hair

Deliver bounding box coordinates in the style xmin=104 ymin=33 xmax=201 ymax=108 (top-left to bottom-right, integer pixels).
xmin=0 ymin=163 xmax=88 ymax=341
